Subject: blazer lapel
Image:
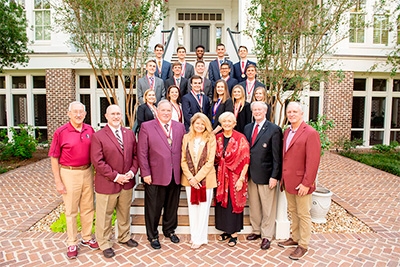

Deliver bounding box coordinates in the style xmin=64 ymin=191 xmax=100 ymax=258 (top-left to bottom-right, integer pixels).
xmin=287 ymin=122 xmax=306 ymax=151
xmin=105 ymin=125 xmax=124 ymax=154
xmin=154 ymin=121 xmax=172 ymax=149
xmin=253 ymin=121 xmax=268 ymax=146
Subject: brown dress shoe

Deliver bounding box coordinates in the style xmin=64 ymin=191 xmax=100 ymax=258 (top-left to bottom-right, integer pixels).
xmin=277 ymin=238 xmax=298 ymax=248
xmin=260 ymin=238 xmax=270 ymax=250
xmin=289 ymin=246 xmax=308 ymax=260
xmin=246 ymin=233 xmax=261 ymax=241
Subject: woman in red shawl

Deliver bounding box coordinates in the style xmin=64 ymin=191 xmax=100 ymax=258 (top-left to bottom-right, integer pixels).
xmin=215 ymin=111 xmax=250 ymax=247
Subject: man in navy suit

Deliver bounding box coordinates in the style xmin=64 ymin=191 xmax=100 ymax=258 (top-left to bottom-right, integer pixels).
xmin=220 ymin=62 xmax=238 ymax=94
xmin=244 ymin=101 xmax=282 ymax=251
xmin=187 ymin=61 xmax=213 ymax=101
xmin=208 ymin=43 xmax=233 ymax=87
xmin=233 ymin=46 xmax=257 ymax=83
xmin=164 ymin=62 xmax=189 ymax=96
xmin=181 ymin=75 xmax=211 ymax=131
xmin=238 ymin=64 xmax=265 ymax=102
xmin=154 ymin=44 xmax=171 ymax=82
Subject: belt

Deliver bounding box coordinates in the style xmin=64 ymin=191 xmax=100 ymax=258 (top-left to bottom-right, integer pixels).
xmin=60 ymin=164 xmax=91 ymax=170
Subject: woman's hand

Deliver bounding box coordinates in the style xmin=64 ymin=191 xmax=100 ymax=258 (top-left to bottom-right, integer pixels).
xmin=189 ymin=177 xmax=200 ymax=189
xmin=235 ymin=179 xmax=244 ymax=191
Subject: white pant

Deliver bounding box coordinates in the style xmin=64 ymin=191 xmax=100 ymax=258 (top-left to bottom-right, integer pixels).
xmin=185 ymin=187 xmax=213 ymax=245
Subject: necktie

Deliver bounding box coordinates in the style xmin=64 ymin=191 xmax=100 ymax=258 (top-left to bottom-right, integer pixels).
xmin=176 ymin=78 xmax=180 ymax=85
xmin=158 ymin=61 xmax=161 ymax=69
xmin=164 ymin=123 xmax=169 ymax=133
xmin=197 ymin=94 xmax=201 ymax=101
xmin=251 ymin=124 xmax=259 ymax=145
xmin=115 ymin=129 xmax=124 ymax=150
xmin=149 ymin=76 xmax=154 ymax=88
xmin=219 ymin=60 xmax=223 ymax=66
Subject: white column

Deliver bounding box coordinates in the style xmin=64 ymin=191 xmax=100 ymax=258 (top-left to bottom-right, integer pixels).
xmin=275 ymin=182 xmax=290 ymax=239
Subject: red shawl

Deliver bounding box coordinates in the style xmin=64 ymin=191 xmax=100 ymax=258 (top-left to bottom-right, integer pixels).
xmin=215 ymin=130 xmax=250 ymax=213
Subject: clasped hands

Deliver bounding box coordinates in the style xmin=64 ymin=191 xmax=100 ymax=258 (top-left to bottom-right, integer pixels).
xmin=188 ymin=177 xmax=201 ymax=189
xmin=116 ymin=172 xmax=133 ymax=185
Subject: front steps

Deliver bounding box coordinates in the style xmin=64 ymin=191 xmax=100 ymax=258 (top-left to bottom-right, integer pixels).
xmin=130 ymin=184 xmax=252 ymax=235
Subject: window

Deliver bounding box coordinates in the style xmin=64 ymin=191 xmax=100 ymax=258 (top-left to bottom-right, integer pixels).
xmin=0 ymin=77 xmax=5 ymax=89
xmin=349 ymin=14 xmax=365 ymax=43
xmin=13 ymin=95 xmax=27 ymax=125
xmin=80 ymin=95 xmax=91 ymax=125
xmin=0 ymin=95 xmax=6 ymax=126
xmin=34 ymin=0 xmax=51 ymax=41
xmin=12 ymin=76 xmax=26 ymax=89
xmin=373 ymin=15 xmax=389 ymax=45
xmin=33 ymin=76 xmax=46 ymax=88
xmin=79 ymin=76 xmax=90 ymax=88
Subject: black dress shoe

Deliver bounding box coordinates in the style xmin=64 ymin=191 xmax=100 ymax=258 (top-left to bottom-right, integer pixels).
xmin=260 ymin=238 xmax=271 ymax=250
xmin=246 ymin=233 xmax=262 ymax=241
xmin=120 ymin=238 xmax=138 ymax=248
xmin=168 ymin=234 xmax=180 ymax=243
xmin=103 ymin=248 xmax=115 ymax=258
xmin=150 ymin=238 xmax=161 ymax=249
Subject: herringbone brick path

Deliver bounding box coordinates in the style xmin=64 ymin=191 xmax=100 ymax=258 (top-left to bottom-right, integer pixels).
xmin=0 ymin=153 xmax=399 ymax=266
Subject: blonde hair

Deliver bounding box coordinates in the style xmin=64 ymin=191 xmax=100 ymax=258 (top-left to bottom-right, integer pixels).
xmin=144 ymin=89 xmax=155 ymax=104
xmin=232 ymin=84 xmax=246 ymax=112
xmin=188 ymin=113 xmax=214 ymax=141
xmin=213 ymin=79 xmax=230 ymax=103
xmin=252 ymin=86 xmax=267 ymax=102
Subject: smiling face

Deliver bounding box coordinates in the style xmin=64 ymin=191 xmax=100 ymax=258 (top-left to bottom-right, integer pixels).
xmin=220 ymin=115 xmax=236 ymax=133
xmin=195 ymin=62 xmax=205 ymax=75
xmin=146 ymin=61 xmax=156 ymax=75
xmin=220 ymin=64 xmax=230 ymax=78
xmin=68 ymin=103 xmax=86 ymax=128
xmin=215 ymin=81 xmax=226 ymax=97
xmin=145 ymin=90 xmax=156 ymax=104
xmin=105 ymin=105 xmax=122 ymax=129
xmin=191 ymin=77 xmax=202 ymax=93
xmin=251 ymin=102 xmax=267 ymax=123
xmin=154 ymin=47 xmax=164 ymax=59
xmin=238 ymin=47 xmax=248 ymax=59
xmin=232 ymin=87 xmax=242 ymax=100
xmin=216 ymin=45 xmax=226 ymax=58
xmin=246 ymin=66 xmax=256 ymax=80
xmin=254 ymin=88 xmax=266 ymax=102
xmin=193 ymin=118 xmax=206 ymax=135
xmin=157 ymin=101 xmax=172 ymax=124
xmin=168 ymin=87 xmax=180 ymax=102
xmin=286 ymin=102 xmax=304 ymax=129
xmin=177 ymin=48 xmax=186 ymax=61
xmin=196 ymin=47 xmax=204 ymax=59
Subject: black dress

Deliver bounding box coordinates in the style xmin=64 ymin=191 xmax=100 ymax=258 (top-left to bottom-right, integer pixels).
xmin=234 ymin=102 xmax=252 ymax=133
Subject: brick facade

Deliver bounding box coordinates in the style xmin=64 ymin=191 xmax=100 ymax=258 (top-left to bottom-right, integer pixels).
xmin=323 ymin=71 xmax=353 ymax=144
xmin=46 ymin=69 xmax=76 ymax=140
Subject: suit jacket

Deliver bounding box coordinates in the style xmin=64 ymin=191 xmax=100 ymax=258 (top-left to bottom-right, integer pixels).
xmin=180 ymin=134 xmax=217 ymax=189
xmin=182 ymin=62 xmax=195 ymax=79
xmin=91 ymin=125 xmax=138 ymax=194
xmin=164 ymin=76 xmax=189 ymax=96
xmin=209 ymin=98 xmax=234 ymax=129
xmin=208 ymin=59 xmax=234 ymax=87
xmin=137 ymin=76 xmax=165 ymax=104
xmin=136 ymin=103 xmax=156 ymax=132
xmin=226 ymin=77 xmax=239 ymax=94
xmin=282 ymin=121 xmax=321 ymax=195
xmin=233 ymin=60 xmax=257 ymax=83
xmin=244 ymin=120 xmax=282 ymax=184
xmin=155 ymin=60 xmax=171 ymax=81
xmin=238 ymin=80 xmax=265 ymax=102
xmin=187 ymin=77 xmax=213 ymax=101
xmin=137 ymin=119 xmax=186 ymax=186
xmin=181 ymin=92 xmax=211 ymax=131
xmin=234 ymin=101 xmax=252 ymax=133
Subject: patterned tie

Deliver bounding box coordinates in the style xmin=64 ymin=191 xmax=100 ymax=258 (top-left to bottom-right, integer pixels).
xmin=251 ymin=124 xmax=259 ymax=145
xmin=115 ymin=129 xmax=124 ymax=150
xmin=219 ymin=60 xmax=223 ymax=67
xmin=149 ymin=76 xmax=154 ymax=88
xmin=164 ymin=123 xmax=169 ymax=133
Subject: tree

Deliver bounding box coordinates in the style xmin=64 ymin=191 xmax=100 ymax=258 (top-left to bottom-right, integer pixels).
xmin=245 ymin=0 xmax=354 ymax=126
xmin=55 ymin=0 xmax=166 ymax=128
xmin=0 ymin=0 xmax=30 ymax=72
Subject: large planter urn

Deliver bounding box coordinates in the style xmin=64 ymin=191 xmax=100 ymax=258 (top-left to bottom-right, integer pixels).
xmin=310 ymin=187 xmax=333 ymax=224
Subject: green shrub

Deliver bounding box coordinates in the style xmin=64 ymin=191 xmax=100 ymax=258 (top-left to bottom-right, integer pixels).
xmin=0 ymin=125 xmax=38 ymax=160
xmin=372 ymin=141 xmax=399 ymax=153
xmin=308 ymin=115 xmax=335 ymax=154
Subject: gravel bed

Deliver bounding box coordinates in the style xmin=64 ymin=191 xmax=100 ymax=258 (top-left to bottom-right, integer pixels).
xmin=29 ymin=201 xmax=373 ymax=234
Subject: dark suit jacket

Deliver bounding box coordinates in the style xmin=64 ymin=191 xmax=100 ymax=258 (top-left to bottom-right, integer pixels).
xmin=208 ymin=59 xmax=233 ymax=86
xmin=155 ymin=60 xmax=171 ymax=81
xmin=91 ymin=125 xmax=138 ymax=194
xmin=209 ymin=98 xmax=234 ymax=129
xmin=282 ymin=121 xmax=321 ymax=195
xmin=137 ymin=76 xmax=165 ymax=104
xmin=233 ymin=60 xmax=257 ymax=83
xmin=226 ymin=77 xmax=239 ymax=94
xmin=136 ymin=103 xmax=156 ymax=132
xmin=182 ymin=62 xmax=195 ymax=79
xmin=137 ymin=119 xmax=185 ymax=186
xmin=187 ymin=77 xmax=213 ymax=101
xmin=234 ymin=101 xmax=252 ymax=133
xmin=238 ymin=80 xmax=265 ymax=102
xmin=181 ymin=93 xmax=211 ymax=131
xmin=164 ymin=76 xmax=189 ymax=96
xmin=244 ymin=120 xmax=282 ymax=184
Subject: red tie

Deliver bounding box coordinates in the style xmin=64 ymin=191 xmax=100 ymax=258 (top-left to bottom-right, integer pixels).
xmin=242 ymin=61 xmax=245 ymax=69
xmin=251 ymin=124 xmax=259 ymax=145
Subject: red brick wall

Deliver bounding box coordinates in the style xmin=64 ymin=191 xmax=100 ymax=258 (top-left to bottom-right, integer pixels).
xmin=323 ymin=71 xmax=353 ymax=145
xmin=46 ymin=69 xmax=76 ymax=140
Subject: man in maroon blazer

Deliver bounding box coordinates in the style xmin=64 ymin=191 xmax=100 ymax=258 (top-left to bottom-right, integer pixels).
xmin=279 ymin=102 xmax=321 ymax=260
xmin=91 ymin=105 xmax=139 ymax=258
xmin=137 ymin=100 xmax=186 ymax=249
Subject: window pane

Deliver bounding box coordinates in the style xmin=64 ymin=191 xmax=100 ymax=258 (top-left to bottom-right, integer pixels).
xmin=309 ymin=97 xmax=319 ymax=122
xmin=391 ymin=98 xmax=400 ymax=129
xmin=352 ymin=97 xmax=365 ymax=128
xmin=351 ymin=131 xmax=363 ymax=141
xmin=79 ymin=76 xmax=90 ymax=88
xmin=0 ymin=95 xmax=6 ymax=126
xmin=12 ymin=76 xmax=26 ymax=89
xmin=390 ymin=131 xmax=400 ymax=143
xmin=80 ymin=94 xmax=91 ymax=125
xmin=370 ymin=131 xmax=383 ymax=145
xmin=33 ymin=76 xmax=46 ymax=88
xmin=0 ymin=77 xmax=5 ymax=88
xmin=370 ymin=97 xmax=385 ymax=128
xmin=97 ymin=76 xmax=118 ymax=89
xmin=353 ymin=78 xmax=366 ymax=91
xmin=393 ymin=79 xmax=400 ymax=92
xmin=13 ymin=95 xmax=27 ymax=125
xmin=34 ymin=95 xmax=46 ymax=126
xmin=372 ymin=79 xmax=386 ymax=91
xmin=35 ymin=128 xmax=47 ymax=142
xmin=100 ymin=97 xmax=115 ymax=123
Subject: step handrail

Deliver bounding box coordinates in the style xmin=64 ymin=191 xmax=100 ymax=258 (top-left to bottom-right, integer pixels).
xmin=161 ymin=27 xmax=175 ymax=59
xmin=226 ymin=27 xmax=240 ymax=59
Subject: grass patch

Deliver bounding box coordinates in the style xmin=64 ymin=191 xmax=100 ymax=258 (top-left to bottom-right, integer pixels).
xmin=340 ymin=151 xmax=400 ymax=176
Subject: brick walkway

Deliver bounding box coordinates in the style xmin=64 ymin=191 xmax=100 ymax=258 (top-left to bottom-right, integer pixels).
xmin=0 ymin=153 xmax=399 ymax=266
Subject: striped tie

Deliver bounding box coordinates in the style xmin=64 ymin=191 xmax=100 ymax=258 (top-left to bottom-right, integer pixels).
xmin=115 ymin=129 xmax=124 ymax=150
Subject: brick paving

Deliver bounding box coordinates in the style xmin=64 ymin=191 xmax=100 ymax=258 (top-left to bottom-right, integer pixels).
xmin=0 ymin=153 xmax=399 ymax=266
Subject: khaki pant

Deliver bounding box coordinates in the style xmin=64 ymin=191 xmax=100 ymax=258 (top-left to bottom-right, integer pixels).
xmin=248 ymin=179 xmax=277 ymax=240
xmin=95 ymin=188 xmax=133 ymax=251
xmin=285 ymin=191 xmax=312 ymax=249
xmin=60 ymin=167 xmax=94 ymax=246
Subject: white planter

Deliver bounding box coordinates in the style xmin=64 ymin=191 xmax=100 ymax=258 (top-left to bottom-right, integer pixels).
xmin=311 ymin=187 xmax=333 ymax=224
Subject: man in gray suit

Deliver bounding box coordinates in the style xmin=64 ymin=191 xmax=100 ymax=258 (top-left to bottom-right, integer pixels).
xmin=137 ymin=60 xmax=165 ymax=104
xmin=243 ymin=101 xmax=282 ymax=250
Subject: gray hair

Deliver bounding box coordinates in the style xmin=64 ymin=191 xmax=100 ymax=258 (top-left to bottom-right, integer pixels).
xmin=286 ymin=101 xmax=303 ymax=112
xmin=68 ymin=101 xmax=85 ymax=111
xmin=251 ymin=101 xmax=268 ymax=112
xmin=218 ymin=111 xmax=236 ymax=124
xmin=157 ymin=99 xmax=172 ymax=110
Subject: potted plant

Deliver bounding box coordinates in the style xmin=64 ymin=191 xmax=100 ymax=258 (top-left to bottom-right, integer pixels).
xmin=308 ymin=115 xmax=334 ymax=224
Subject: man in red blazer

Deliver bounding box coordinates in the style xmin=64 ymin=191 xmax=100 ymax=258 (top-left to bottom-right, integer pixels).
xmin=137 ymin=100 xmax=186 ymax=249
xmin=279 ymin=102 xmax=321 ymax=260
xmin=91 ymin=105 xmax=139 ymax=258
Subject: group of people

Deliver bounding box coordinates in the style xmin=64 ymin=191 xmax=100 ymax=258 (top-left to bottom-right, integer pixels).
xmin=49 ymin=43 xmax=321 ymax=262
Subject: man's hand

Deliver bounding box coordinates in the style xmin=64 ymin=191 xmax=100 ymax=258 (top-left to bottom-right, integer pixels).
xmin=295 ymin=183 xmax=310 ymax=196
xmin=56 ymin=181 xmax=67 ymax=194
xmin=269 ymin=178 xmax=277 ymax=189
xmin=143 ymin=175 xmax=152 ymax=185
